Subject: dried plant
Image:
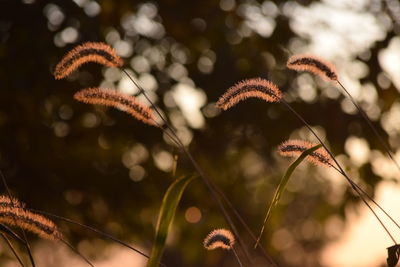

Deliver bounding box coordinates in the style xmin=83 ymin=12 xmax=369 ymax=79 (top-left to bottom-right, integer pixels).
xmin=287 ymin=53 xmax=400 ymax=173
xmin=204 ymin=228 xmax=242 ymax=267
xmin=287 ymin=54 xmax=338 ymax=82
xmin=0 ymin=195 xmax=61 ymax=241
xmin=51 ymin=40 xmax=400 ymax=266
xmin=218 ymin=77 xmax=400 ymax=248
xmin=203 ymin=228 xmax=235 ymax=250
xmin=216 ymin=78 xmax=282 ymax=110
xmin=74 ymin=87 xmax=157 ymax=126
xmin=53 ymin=42 xmax=274 ymax=266
xmin=278 ymin=139 xmax=333 ymax=168
xmin=53 ymin=42 xmax=123 ymax=80
xmin=0 ymin=193 xmax=98 ymax=266
xmin=0 ymin=168 xmax=37 ymax=266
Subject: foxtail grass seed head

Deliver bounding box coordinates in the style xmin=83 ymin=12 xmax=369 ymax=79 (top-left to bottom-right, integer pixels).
xmin=203 ymin=229 xmax=235 ymax=250
xmin=53 ymin=42 xmax=123 ymax=79
xmin=287 ymin=54 xmax=338 ymax=82
xmin=216 ymin=78 xmax=282 ymax=110
xmin=74 ymin=88 xmax=157 ymax=126
xmin=0 ymin=195 xmax=62 ymax=240
xmin=278 ymin=139 xmax=333 ymax=167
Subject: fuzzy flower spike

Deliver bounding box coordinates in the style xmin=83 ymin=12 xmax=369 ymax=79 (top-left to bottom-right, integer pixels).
xmin=53 ymin=42 xmax=123 ymax=79
xmin=287 ymin=54 xmax=338 ymax=82
xmin=216 ymin=78 xmax=282 ymax=110
xmin=203 ymin=228 xmax=235 ymax=250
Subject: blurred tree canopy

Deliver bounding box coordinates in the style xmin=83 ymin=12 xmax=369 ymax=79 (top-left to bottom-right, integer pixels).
xmin=0 ymin=0 xmax=400 ymax=266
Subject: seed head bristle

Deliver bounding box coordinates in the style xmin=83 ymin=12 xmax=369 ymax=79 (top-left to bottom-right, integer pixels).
xmin=0 ymin=195 xmax=62 ymax=240
xmin=53 ymin=42 xmax=123 ymax=80
xmin=216 ymin=78 xmax=282 ymax=110
xmin=278 ymin=139 xmax=333 ymax=167
xmin=0 ymin=195 xmax=25 ymax=208
xmin=287 ymin=54 xmax=338 ymax=82
xmin=74 ymin=88 xmax=157 ymax=126
xmin=203 ymin=228 xmax=235 ymax=250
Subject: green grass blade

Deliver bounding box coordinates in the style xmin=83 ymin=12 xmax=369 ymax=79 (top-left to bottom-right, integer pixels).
xmin=255 ymin=144 xmax=322 ymax=248
xmin=147 ymin=175 xmax=195 ymax=267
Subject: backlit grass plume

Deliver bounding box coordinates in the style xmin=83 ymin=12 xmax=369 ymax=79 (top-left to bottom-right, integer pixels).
xmin=286 ymin=54 xmax=338 ymax=81
xmin=220 ymin=77 xmax=400 ymax=247
xmin=287 ymin=53 xmax=400 ymax=174
xmin=203 ymin=229 xmax=243 ymax=266
xmin=74 ymin=88 xmax=157 ymax=126
xmin=53 ymin=42 xmax=123 ymax=79
xmin=278 ymin=139 xmax=333 ymax=168
xmin=0 ymin=195 xmax=62 ymax=240
xmin=203 ymin=228 xmax=235 ymax=250
xmin=216 ymin=78 xmax=282 ymax=110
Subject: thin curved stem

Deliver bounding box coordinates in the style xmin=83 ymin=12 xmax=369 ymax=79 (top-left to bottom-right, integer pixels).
xmin=333 ymin=167 xmax=400 ymax=231
xmin=337 ymin=80 xmax=400 ymax=173
xmin=27 ymin=209 xmax=163 ymax=266
xmin=122 ymin=69 xmax=266 ymax=265
xmin=1 ymin=233 xmax=25 ymax=267
xmin=0 ymin=224 xmax=26 ymax=244
xmin=180 ymin=146 xmax=253 ymax=265
xmin=123 ymin=69 xmax=282 ymax=265
xmin=208 ymin=177 xmax=276 ymax=263
xmin=280 ymin=99 xmax=397 ymax=245
xmin=60 ymin=238 xmax=95 ymax=267
xmin=232 ymin=246 xmax=244 ymax=267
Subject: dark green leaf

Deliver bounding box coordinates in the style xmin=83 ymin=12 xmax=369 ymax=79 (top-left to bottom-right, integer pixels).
xmin=147 ymin=175 xmax=195 ymax=267
xmin=255 ymin=144 xmax=322 ymax=247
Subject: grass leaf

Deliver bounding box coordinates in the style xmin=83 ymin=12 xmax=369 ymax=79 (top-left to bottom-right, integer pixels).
xmin=147 ymin=175 xmax=195 ymax=267
xmin=255 ymin=144 xmax=322 ymax=248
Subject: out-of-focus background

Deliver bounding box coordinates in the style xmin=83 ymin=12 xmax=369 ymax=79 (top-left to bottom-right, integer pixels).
xmin=0 ymin=0 xmax=400 ymax=266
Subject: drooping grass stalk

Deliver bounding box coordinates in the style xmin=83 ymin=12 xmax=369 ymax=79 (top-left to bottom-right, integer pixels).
xmin=287 ymin=54 xmax=400 ymax=174
xmin=280 ymin=99 xmax=398 ymax=245
xmin=74 ymin=88 xmax=158 ymax=126
xmin=276 ymin=136 xmax=400 ymax=234
xmin=53 ymin=42 xmax=123 ymax=80
xmin=217 ymin=77 xmax=398 ymax=246
xmin=87 ymin=73 xmax=256 ymax=264
xmin=0 ymin=196 xmax=62 ymax=240
xmin=54 ymin=42 xmax=276 ymax=265
xmin=121 ymin=69 xmax=261 ymax=266
xmin=0 ymin=179 xmax=149 ymax=267
xmin=0 ymin=194 xmax=97 ymax=266
xmin=125 ymin=72 xmax=277 ymax=265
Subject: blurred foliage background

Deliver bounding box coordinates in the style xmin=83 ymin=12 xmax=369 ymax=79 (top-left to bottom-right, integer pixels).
xmin=0 ymin=0 xmax=400 ymax=266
